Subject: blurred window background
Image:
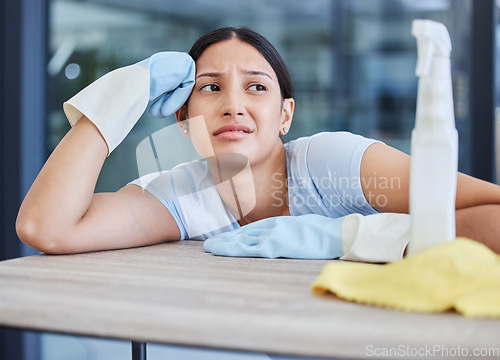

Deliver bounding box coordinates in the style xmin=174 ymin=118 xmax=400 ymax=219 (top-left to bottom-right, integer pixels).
xmin=47 ymin=0 xmax=473 ymax=197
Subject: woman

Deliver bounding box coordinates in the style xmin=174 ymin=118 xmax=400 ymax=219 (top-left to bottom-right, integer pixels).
xmin=16 ymin=27 xmax=500 ymax=255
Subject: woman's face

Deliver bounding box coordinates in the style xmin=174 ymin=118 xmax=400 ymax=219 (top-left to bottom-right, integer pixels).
xmin=177 ymin=38 xmax=294 ymax=166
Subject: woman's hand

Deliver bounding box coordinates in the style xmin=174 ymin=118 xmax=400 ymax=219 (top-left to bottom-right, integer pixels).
xmin=64 ymin=52 xmax=195 ymax=155
xmin=204 ymin=213 xmax=410 ymax=263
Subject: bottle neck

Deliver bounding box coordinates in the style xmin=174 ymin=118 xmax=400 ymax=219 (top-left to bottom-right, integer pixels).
xmin=414 ymin=56 xmax=455 ymax=130
xmin=420 ymin=56 xmax=451 ymax=80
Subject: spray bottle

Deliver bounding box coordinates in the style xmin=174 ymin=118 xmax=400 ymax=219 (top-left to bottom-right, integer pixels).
xmin=406 ymin=19 xmax=458 ymax=256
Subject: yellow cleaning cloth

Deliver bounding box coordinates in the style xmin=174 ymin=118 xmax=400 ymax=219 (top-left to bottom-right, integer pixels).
xmin=311 ymin=238 xmax=500 ymax=317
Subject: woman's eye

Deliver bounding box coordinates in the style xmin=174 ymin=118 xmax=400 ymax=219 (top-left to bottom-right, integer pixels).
xmin=248 ymin=84 xmax=267 ymax=91
xmin=200 ymin=84 xmax=220 ymax=92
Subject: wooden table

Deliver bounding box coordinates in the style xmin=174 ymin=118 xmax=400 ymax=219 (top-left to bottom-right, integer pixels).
xmin=0 ymin=240 xmax=499 ymax=359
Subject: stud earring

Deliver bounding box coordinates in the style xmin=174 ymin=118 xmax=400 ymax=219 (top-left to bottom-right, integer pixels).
xmin=282 ymin=127 xmax=289 ymax=135
xmin=183 ymin=128 xmax=189 ymax=134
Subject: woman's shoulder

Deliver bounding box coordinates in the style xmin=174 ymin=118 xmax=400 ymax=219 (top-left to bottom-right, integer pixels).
xmin=285 ymin=131 xmax=381 ymax=217
xmin=130 ymin=158 xmax=211 ymax=194
xmin=285 ymin=131 xmax=382 ymax=183
xmin=285 ymin=131 xmax=379 ymax=157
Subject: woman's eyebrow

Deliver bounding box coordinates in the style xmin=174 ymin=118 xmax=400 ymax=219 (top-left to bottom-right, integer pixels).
xmin=242 ymin=70 xmax=272 ymax=79
xmin=195 ymin=70 xmax=272 ymax=80
xmin=196 ymin=72 xmax=222 ymax=80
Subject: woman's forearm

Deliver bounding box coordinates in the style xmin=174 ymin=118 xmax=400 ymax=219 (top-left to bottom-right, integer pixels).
xmin=456 ymin=204 xmax=500 ymax=253
xmin=16 ymin=116 xmax=108 ymax=248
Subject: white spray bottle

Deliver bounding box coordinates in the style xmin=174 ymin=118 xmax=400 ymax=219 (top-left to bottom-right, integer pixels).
xmin=406 ymin=19 xmax=458 ymax=256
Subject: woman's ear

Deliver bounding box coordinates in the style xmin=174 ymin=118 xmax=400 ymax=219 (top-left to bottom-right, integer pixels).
xmin=175 ymin=105 xmax=190 ymax=136
xmin=280 ymin=98 xmax=295 ymax=135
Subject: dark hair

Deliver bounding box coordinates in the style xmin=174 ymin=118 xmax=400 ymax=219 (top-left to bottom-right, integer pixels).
xmin=189 ymin=27 xmax=294 ymax=99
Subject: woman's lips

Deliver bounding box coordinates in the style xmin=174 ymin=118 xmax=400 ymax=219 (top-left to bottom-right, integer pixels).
xmin=213 ymin=124 xmax=253 ymax=140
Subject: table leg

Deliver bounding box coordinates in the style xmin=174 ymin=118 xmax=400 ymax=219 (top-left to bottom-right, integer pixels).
xmin=132 ymin=341 xmax=147 ymax=360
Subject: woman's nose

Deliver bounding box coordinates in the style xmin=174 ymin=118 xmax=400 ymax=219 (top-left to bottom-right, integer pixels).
xmin=220 ymin=89 xmax=245 ymax=118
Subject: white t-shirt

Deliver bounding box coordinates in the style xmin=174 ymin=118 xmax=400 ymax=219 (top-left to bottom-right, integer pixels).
xmin=129 ymin=132 xmax=379 ymax=240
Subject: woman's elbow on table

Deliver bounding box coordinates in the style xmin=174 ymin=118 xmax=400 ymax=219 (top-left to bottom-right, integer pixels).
xmin=16 ymin=213 xmax=69 ymax=254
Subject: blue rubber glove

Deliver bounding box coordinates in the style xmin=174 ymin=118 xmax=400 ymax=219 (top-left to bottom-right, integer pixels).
xmin=64 ymin=52 xmax=195 ymax=155
xmin=203 ymin=213 xmax=411 ymax=262
xmin=203 ymin=214 xmax=345 ymax=259
xmin=137 ymin=52 xmax=195 ymax=118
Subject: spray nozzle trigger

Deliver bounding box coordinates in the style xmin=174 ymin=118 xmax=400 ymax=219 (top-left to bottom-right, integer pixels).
xmin=412 ymin=19 xmax=452 ymax=77
xmin=415 ymin=38 xmax=435 ymax=77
